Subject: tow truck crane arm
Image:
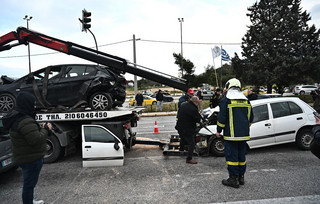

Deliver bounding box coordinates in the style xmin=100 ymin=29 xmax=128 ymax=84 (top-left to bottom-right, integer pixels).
xmin=0 ymin=27 xmax=188 ymax=91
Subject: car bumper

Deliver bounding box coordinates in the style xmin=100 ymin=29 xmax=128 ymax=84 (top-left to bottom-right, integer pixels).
xmin=0 ymin=153 xmax=16 ymax=173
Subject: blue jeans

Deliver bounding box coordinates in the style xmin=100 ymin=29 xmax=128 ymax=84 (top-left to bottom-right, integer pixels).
xmin=19 ymin=159 xmax=43 ymax=204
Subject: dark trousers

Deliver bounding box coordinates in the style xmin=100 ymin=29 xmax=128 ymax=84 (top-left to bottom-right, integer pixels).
xmin=224 ymin=141 xmax=247 ymax=176
xmin=178 ymin=129 xmax=195 ymax=160
xmin=19 ymin=159 xmax=43 ymax=204
xmin=311 ymin=141 xmax=320 ymax=159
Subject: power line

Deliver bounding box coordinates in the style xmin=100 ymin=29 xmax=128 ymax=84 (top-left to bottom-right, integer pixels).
xmin=0 ymin=38 xmax=241 ymax=58
xmin=140 ymin=39 xmax=241 ymax=45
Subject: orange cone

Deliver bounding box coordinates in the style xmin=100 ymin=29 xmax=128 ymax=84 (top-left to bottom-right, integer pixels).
xmin=154 ymin=121 xmax=159 ymax=133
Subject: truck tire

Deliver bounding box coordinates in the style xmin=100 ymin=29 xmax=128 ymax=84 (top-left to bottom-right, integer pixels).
xmin=209 ymin=138 xmax=225 ymax=157
xmin=89 ymin=92 xmax=113 ymax=110
xmin=44 ymin=135 xmax=62 ymax=163
xmin=296 ymin=128 xmax=313 ymax=150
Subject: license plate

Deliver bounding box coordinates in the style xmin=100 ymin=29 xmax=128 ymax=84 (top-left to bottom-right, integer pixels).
xmin=1 ymin=158 xmax=12 ymax=167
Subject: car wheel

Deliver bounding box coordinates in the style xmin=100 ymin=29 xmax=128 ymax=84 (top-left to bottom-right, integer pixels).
xmin=299 ymin=91 xmax=305 ymax=95
xmin=209 ymin=138 xmax=225 ymax=156
xmin=0 ymin=93 xmax=16 ymax=112
xmin=296 ymin=128 xmax=314 ymax=150
xmin=44 ymin=135 xmax=62 ymax=163
xmin=152 ymin=101 xmax=157 ymax=105
xmin=89 ymin=92 xmax=113 ymax=110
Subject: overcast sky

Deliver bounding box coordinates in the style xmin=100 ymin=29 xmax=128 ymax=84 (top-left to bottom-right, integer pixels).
xmin=1 ymin=0 xmax=319 ymax=81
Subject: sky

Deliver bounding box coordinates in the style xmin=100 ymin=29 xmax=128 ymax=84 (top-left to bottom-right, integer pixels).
xmin=0 ymin=0 xmax=319 ymax=81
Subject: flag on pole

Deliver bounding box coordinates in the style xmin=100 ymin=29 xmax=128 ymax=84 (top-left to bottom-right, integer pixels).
xmin=221 ymin=49 xmax=231 ymax=61
xmin=211 ymin=46 xmax=221 ymax=59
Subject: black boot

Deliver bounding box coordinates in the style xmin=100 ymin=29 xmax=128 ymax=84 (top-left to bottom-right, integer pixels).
xmin=239 ymin=174 xmax=244 ymax=185
xmin=222 ymin=175 xmax=239 ymax=188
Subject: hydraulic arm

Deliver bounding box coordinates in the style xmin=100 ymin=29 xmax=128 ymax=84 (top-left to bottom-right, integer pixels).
xmin=0 ymin=27 xmax=188 ymax=91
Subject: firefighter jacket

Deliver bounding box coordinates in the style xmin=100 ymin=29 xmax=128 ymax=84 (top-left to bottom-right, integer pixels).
xmin=216 ymin=97 xmax=253 ymax=141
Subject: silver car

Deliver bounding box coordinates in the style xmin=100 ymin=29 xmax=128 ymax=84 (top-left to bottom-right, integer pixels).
xmin=293 ymin=85 xmax=317 ymax=95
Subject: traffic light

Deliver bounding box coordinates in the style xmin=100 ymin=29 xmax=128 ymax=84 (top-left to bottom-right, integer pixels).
xmin=82 ymin=9 xmax=91 ymax=32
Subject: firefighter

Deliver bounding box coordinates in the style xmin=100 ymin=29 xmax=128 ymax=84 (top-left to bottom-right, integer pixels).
xmin=215 ymin=78 xmax=253 ymax=188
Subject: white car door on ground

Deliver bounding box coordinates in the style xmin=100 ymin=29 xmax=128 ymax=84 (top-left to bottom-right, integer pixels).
xmin=82 ymin=124 xmax=124 ymax=167
xmin=270 ymin=101 xmax=306 ymax=144
xmin=248 ymin=104 xmax=276 ymax=148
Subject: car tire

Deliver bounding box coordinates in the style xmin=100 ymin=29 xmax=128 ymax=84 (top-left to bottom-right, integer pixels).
xmin=296 ymin=128 xmax=314 ymax=150
xmin=209 ymin=138 xmax=225 ymax=156
xmin=89 ymin=92 xmax=113 ymax=110
xmin=299 ymin=91 xmax=305 ymax=95
xmin=0 ymin=93 xmax=16 ymax=112
xmin=44 ymin=135 xmax=62 ymax=163
xmin=152 ymin=101 xmax=157 ymax=105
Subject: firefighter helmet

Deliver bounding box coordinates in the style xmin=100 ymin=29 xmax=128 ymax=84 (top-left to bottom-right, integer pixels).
xmin=225 ymin=78 xmax=241 ymax=91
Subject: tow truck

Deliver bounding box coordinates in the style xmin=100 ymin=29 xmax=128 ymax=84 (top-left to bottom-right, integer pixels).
xmin=0 ymin=27 xmax=188 ymax=166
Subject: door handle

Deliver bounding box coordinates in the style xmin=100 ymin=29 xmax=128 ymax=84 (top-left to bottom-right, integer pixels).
xmin=265 ymin=123 xmax=271 ymax=127
xmin=85 ymin=146 xmax=91 ymax=148
xmin=296 ymin=117 xmax=303 ymax=120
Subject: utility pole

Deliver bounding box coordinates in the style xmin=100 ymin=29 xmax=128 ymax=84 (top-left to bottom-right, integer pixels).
xmin=23 ymin=15 xmax=32 ymax=73
xmin=133 ymin=34 xmax=138 ymax=95
xmin=178 ymin=18 xmax=184 ymax=77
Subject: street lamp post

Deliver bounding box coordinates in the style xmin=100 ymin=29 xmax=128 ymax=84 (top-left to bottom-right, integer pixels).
xmin=178 ymin=17 xmax=184 ymax=77
xmin=133 ymin=35 xmax=141 ymax=95
xmin=23 ymin=15 xmax=32 ymax=73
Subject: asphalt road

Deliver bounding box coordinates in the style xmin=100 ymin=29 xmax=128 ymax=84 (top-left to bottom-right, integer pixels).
xmin=1 ymin=115 xmax=320 ymax=204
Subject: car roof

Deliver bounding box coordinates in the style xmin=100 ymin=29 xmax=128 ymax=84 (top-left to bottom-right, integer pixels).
xmin=250 ymin=97 xmax=307 ymax=106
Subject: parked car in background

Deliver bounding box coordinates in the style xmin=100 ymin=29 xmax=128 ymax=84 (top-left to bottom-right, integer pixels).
xmin=293 ymin=85 xmax=317 ymax=95
xmin=150 ymin=93 xmax=174 ymax=102
xmin=200 ymin=97 xmax=316 ymax=153
xmin=129 ymin=95 xmax=157 ymax=106
xmin=0 ymin=64 xmax=127 ymax=112
xmin=0 ymin=117 xmax=17 ymax=174
xmin=202 ymin=90 xmax=214 ymax=100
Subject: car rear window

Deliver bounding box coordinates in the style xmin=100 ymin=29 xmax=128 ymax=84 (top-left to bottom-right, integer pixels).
xmin=270 ymin=101 xmax=303 ymax=118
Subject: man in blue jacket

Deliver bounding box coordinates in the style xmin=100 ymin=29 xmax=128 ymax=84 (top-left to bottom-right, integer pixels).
xmin=216 ymin=78 xmax=253 ymax=188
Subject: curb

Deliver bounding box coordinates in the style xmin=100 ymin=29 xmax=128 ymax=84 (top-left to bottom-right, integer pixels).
xmin=141 ymin=111 xmax=177 ymax=117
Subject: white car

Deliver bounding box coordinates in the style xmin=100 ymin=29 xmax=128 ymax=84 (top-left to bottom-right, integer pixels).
xmin=200 ymin=97 xmax=316 ymax=151
xmin=293 ymin=85 xmax=317 ymax=95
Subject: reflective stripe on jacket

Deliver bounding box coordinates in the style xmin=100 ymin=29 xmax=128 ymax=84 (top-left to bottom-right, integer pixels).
xmin=217 ymin=97 xmax=253 ymax=141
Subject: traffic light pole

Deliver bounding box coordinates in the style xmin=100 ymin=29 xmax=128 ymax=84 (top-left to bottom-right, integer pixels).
xmin=88 ymin=28 xmax=98 ymax=52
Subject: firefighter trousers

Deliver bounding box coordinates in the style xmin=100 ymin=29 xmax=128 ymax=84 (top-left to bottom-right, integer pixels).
xmin=224 ymin=140 xmax=247 ymax=176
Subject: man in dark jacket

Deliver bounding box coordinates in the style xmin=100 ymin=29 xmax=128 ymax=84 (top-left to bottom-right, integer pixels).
xmin=135 ymin=91 xmax=144 ymax=106
xmin=176 ymin=96 xmax=201 ymax=164
xmin=311 ymin=115 xmax=320 ymax=159
xmin=156 ymin=90 xmax=164 ymax=111
xmin=210 ymin=88 xmax=222 ymax=108
xmin=3 ymin=92 xmax=52 ymax=204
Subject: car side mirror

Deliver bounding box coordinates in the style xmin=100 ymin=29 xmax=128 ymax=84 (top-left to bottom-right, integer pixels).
xmin=114 ymin=141 xmax=120 ymax=151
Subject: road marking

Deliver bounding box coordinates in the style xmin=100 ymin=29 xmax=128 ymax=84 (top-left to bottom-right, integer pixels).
xmin=211 ymin=195 xmax=320 ymax=204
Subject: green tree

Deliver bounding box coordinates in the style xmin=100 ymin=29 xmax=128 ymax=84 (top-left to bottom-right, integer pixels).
xmin=173 ymin=53 xmax=196 ymax=77
xmin=240 ymin=0 xmax=320 ymax=93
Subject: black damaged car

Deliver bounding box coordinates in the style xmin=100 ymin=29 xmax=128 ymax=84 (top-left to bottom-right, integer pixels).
xmin=0 ymin=64 xmax=127 ymax=112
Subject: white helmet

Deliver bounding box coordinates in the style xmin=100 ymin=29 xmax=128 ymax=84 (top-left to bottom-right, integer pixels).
xmin=225 ymin=78 xmax=241 ymax=91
